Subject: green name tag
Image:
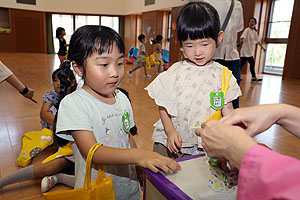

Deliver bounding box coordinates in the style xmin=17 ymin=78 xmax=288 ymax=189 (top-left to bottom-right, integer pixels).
xmin=210 ymin=91 xmax=224 ymax=110
xmin=122 ymin=112 xmax=131 ymax=132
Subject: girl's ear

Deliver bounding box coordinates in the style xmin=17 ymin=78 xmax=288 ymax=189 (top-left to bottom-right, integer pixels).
xmin=72 ymin=61 xmax=83 ymax=77
xmin=217 ymin=31 xmax=224 ymax=46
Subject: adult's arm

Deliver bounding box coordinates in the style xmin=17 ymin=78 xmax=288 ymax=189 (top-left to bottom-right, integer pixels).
xmin=0 ymin=61 xmax=35 ymax=101
xmin=221 ymin=104 xmax=300 ymax=138
xmin=6 ymin=74 xmax=35 ymax=100
xmin=238 ymin=144 xmax=300 ymax=200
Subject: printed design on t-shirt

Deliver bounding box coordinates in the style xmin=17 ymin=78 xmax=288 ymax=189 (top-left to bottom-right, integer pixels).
xmin=104 ymin=127 xmax=112 ymax=143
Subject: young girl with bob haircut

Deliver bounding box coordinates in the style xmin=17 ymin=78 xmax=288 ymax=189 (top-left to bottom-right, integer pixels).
xmin=55 ymin=25 xmax=181 ymax=199
xmin=145 ymin=2 xmax=242 ymax=159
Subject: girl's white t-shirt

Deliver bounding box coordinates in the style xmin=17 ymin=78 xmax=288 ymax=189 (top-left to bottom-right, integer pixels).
xmin=145 ymin=61 xmax=242 ymax=148
xmin=240 ymin=27 xmax=260 ymax=57
xmin=56 ymin=88 xmax=140 ymax=200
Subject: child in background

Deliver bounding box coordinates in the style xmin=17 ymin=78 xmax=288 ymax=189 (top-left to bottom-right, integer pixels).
xmin=55 ymin=25 xmax=181 ymax=199
xmin=127 ymin=34 xmax=151 ymax=78
xmin=153 ymin=35 xmax=166 ymax=74
xmin=240 ymin=17 xmax=265 ymax=82
xmin=0 ymin=67 xmax=77 ymax=192
xmin=145 ymin=2 xmax=242 ymax=159
xmin=56 ymin=27 xmax=69 ymax=63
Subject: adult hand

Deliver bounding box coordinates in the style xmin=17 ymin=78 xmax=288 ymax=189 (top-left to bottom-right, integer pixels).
xmin=220 ymin=105 xmax=280 ymax=137
xmin=22 ymin=88 xmax=37 ymax=103
xmin=195 ymin=120 xmax=256 ymax=168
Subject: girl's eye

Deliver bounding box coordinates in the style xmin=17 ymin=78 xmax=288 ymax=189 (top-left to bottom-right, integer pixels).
xmin=186 ymin=45 xmax=193 ymax=48
xmin=99 ymin=64 xmax=108 ymax=67
xmin=118 ymin=62 xmax=124 ymax=66
xmin=203 ymin=43 xmax=209 ymax=46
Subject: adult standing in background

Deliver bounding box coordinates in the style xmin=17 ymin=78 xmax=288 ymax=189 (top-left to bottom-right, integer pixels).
xmin=0 ymin=61 xmax=36 ymax=102
xmin=205 ymin=0 xmax=244 ymax=108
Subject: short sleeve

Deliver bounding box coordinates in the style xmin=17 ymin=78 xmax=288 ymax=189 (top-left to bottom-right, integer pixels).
xmin=0 ymin=61 xmax=13 ymax=83
xmin=240 ymin=28 xmax=247 ymax=39
xmin=43 ymin=91 xmax=59 ymax=105
xmin=56 ymin=95 xmax=92 ymax=141
xmin=145 ymin=67 xmax=179 ymax=116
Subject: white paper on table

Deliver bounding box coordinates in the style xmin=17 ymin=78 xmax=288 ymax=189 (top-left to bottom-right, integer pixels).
xmin=162 ymin=156 xmax=237 ymax=200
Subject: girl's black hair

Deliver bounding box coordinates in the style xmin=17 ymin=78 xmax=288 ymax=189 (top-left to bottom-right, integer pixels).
xmin=56 ymin=27 xmax=65 ymax=39
xmin=151 ymin=34 xmax=163 ymax=44
xmin=248 ymin=17 xmax=257 ymax=24
xmin=67 ymin=25 xmax=125 ymax=77
xmin=176 ymin=2 xmax=220 ymax=44
xmin=52 ymin=63 xmax=77 ymax=147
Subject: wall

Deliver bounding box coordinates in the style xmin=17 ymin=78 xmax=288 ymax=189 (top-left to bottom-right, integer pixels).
xmin=0 ymin=0 xmax=187 ymax=15
xmin=0 ymin=9 xmax=46 ymax=53
xmin=283 ymin=0 xmax=300 ymax=80
xmin=124 ymin=15 xmax=137 ymax=56
xmin=142 ymin=10 xmax=163 ymax=54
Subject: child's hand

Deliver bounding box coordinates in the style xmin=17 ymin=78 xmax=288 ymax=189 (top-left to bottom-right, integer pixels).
xmin=136 ymin=150 xmax=181 ymax=174
xmin=167 ymin=130 xmax=182 ymax=154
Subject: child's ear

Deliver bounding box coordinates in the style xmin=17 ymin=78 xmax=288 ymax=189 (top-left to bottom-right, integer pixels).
xmin=72 ymin=61 xmax=83 ymax=77
xmin=217 ymin=31 xmax=224 ymax=46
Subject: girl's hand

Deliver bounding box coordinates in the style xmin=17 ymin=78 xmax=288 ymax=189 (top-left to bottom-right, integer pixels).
xmin=136 ymin=150 xmax=181 ymax=174
xmin=167 ymin=130 xmax=182 ymax=154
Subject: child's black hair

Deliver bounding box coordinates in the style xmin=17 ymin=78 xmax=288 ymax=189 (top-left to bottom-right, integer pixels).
xmin=176 ymin=2 xmax=220 ymax=45
xmin=155 ymin=35 xmax=163 ymax=42
xmin=52 ymin=64 xmax=77 ymax=147
xmin=138 ymin=34 xmax=145 ymax=43
xmin=51 ymin=68 xmax=60 ymax=81
xmin=151 ymin=34 xmax=163 ymax=44
xmin=66 ymin=25 xmax=125 ymax=77
xmin=56 ymin=27 xmax=65 ymax=39
xmin=248 ymin=17 xmax=257 ymax=24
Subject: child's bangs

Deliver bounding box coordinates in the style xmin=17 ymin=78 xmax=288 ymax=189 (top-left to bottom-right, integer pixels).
xmin=181 ymin=25 xmax=210 ymax=41
xmin=93 ymin=38 xmax=115 ymax=55
xmin=89 ymin=28 xmax=125 ymax=56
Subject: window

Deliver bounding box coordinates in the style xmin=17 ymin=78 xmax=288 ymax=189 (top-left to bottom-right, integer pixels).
xmin=75 ymin=15 xmax=100 ymax=30
xmin=52 ymin=14 xmax=119 ymax=54
xmin=101 ymin=16 xmax=119 ymax=33
xmin=263 ymin=0 xmax=294 ymax=75
xmin=52 ymin=14 xmax=73 ymax=54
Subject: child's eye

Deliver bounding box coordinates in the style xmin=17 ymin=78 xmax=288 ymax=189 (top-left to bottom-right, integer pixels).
xmin=203 ymin=43 xmax=209 ymax=46
xmin=99 ymin=64 xmax=108 ymax=67
xmin=118 ymin=62 xmax=124 ymax=66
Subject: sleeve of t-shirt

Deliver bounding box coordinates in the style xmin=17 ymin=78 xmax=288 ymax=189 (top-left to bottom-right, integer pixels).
xmin=55 ymin=95 xmax=92 ymax=141
xmin=238 ymin=144 xmax=300 ymax=199
xmin=240 ymin=28 xmax=247 ymax=39
xmin=43 ymin=91 xmax=55 ymax=104
xmin=0 ymin=61 xmax=13 ymax=83
xmin=145 ymin=64 xmax=179 ymax=116
xmin=236 ymin=2 xmax=244 ymax=32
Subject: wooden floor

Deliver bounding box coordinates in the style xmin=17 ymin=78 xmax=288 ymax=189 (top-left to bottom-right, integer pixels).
xmin=1 ymin=52 xmax=300 ymax=199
